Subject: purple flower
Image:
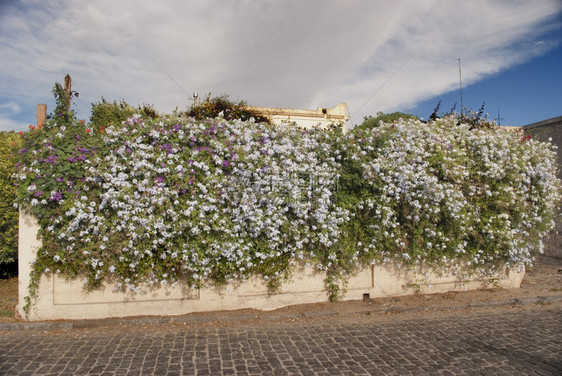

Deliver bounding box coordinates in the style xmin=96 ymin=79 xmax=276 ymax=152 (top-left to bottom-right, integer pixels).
xmin=161 ymin=143 xmax=174 ymax=154
xmin=50 ymin=191 xmax=63 ymax=202
xmin=45 ymin=155 xmax=59 ymax=164
xmin=196 ymin=146 xmax=215 ymax=155
xmin=222 ymin=160 xmax=230 ymax=167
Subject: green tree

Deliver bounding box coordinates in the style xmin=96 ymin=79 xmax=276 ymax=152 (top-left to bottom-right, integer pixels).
xmin=0 ymin=131 xmax=21 ymax=277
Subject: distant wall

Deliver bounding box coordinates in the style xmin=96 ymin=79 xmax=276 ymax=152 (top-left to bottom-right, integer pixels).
xmin=248 ymin=103 xmax=350 ymax=131
xmin=525 ymin=116 xmax=562 ymax=258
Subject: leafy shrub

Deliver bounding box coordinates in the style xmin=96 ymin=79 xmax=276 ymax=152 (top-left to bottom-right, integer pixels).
xmin=90 ymin=98 xmax=159 ymax=130
xmin=355 ymin=111 xmax=419 ymax=131
xmin=0 ymin=131 xmax=21 ymax=277
xmin=15 ymin=93 xmax=561 ymax=309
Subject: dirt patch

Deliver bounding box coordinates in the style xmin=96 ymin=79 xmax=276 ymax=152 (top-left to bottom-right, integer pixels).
xmin=0 ymin=277 xmax=17 ymax=322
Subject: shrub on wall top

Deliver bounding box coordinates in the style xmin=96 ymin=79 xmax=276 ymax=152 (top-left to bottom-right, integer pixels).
xmin=184 ymin=94 xmax=271 ymax=124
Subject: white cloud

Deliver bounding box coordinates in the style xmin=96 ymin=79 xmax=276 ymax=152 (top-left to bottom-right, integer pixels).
xmin=0 ymin=0 xmax=560 ymax=129
xmin=0 ymin=116 xmax=28 ymax=132
xmin=0 ymin=101 xmax=26 ymax=130
xmin=0 ymin=101 xmax=21 ymax=113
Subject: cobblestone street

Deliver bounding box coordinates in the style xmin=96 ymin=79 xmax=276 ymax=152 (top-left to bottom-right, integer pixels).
xmin=1 ymin=304 xmax=560 ymax=375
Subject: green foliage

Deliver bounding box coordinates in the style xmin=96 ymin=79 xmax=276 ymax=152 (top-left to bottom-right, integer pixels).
xmin=184 ymin=94 xmax=271 ymax=124
xmin=90 ymin=98 xmax=159 ymax=130
xmin=354 ymin=111 xmax=419 ymax=131
xmin=0 ymin=131 xmax=21 ymax=277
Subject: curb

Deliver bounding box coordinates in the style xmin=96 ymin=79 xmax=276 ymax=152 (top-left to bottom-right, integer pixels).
xmin=2 ymin=295 xmax=562 ymax=332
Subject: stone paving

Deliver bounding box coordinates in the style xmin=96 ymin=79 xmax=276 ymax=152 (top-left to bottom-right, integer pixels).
xmin=1 ymin=255 xmax=561 ymax=375
xmin=1 ymin=303 xmax=561 ymax=375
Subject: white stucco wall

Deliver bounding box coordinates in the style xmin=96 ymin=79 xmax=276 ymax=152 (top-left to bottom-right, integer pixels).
xmin=18 ymin=212 xmax=524 ymax=321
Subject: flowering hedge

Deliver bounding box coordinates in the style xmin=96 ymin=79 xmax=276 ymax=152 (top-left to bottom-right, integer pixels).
xmin=342 ymin=118 xmax=560 ymax=274
xmin=15 ymin=110 xmax=560 ymax=310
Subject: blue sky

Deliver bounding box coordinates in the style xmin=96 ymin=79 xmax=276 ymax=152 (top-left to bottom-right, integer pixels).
xmin=409 ymin=39 xmax=562 ymax=126
xmin=1 ymin=0 xmax=561 ymax=131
